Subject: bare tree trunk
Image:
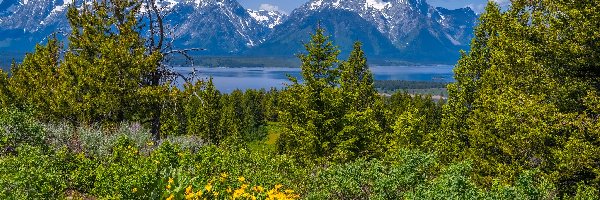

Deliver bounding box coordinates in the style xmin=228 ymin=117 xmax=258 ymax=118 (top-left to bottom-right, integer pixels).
xmin=147 ymin=0 xmax=165 ymax=141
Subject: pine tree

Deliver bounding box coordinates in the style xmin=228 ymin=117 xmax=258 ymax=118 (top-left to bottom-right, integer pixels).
xmin=340 ymin=42 xmax=377 ymax=110
xmin=0 ymin=69 xmax=9 ymax=107
xmin=7 ymin=39 xmax=63 ymax=121
xmin=218 ymin=91 xmax=243 ymax=146
xmin=279 ymin=29 xmax=390 ymax=162
xmin=59 ymin=0 xmax=162 ymax=125
xmin=278 ymin=27 xmax=343 ymax=161
xmin=184 ymin=78 xmax=223 ymax=145
xmin=439 ymin=0 xmax=600 ymax=195
xmin=438 ymin=2 xmax=503 ymax=163
xmin=6 ymin=0 xmax=171 ymax=138
xmin=334 ymin=42 xmax=386 ymax=161
xmin=297 ymin=27 xmax=341 ymax=90
xmin=263 ymin=88 xmax=280 ymax=121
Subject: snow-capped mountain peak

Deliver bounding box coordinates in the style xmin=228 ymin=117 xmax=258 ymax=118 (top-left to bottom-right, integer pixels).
xmin=0 ymin=0 xmax=478 ymax=63
xmin=247 ymin=9 xmax=286 ymax=29
xmin=365 ymin=0 xmax=391 ymax=10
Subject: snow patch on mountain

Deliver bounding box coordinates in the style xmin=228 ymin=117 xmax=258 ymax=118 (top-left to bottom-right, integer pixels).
xmin=366 ymin=0 xmax=390 ymax=10
xmin=247 ymin=9 xmax=286 ymax=28
xmin=49 ymin=0 xmax=73 ymax=15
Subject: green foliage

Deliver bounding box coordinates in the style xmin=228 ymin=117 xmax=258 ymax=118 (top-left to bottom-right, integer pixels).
xmin=0 ymin=108 xmax=46 ymax=154
xmin=262 ymin=88 xmax=281 ymax=122
xmin=3 ymin=0 xmax=600 ymax=197
xmin=0 ymin=146 xmax=69 ymax=199
xmin=183 ymin=79 xmax=223 ymax=144
xmin=384 ymin=92 xmax=443 ymax=152
xmin=277 ymin=28 xmax=344 ymax=161
xmin=181 ymin=79 xmax=268 ymax=146
xmin=278 ymin=31 xmax=387 ymax=162
xmin=306 ymin=150 xmax=437 ymax=199
xmin=61 ymin=0 xmax=161 ymax=125
xmin=439 ymin=0 xmax=600 ymax=196
xmin=0 ymin=113 xmax=593 ymax=199
xmin=7 ymin=39 xmax=63 ymax=120
xmin=0 ymin=69 xmax=9 ymax=107
xmin=91 ymin=137 xmax=160 ymax=199
xmin=5 ymin=0 xmax=163 ymax=129
xmin=158 ymin=87 xmax=187 ymax=137
xmin=374 ymin=80 xmax=448 ymax=92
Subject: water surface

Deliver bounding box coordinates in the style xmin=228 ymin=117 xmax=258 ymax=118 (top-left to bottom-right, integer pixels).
xmin=173 ymin=65 xmax=454 ymax=92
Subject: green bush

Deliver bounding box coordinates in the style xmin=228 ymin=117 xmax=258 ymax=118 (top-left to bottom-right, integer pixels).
xmin=0 ymin=145 xmax=68 ymax=199
xmin=90 ymin=137 xmax=162 ymax=199
xmin=305 ymin=150 xmax=436 ymax=199
xmin=0 ymin=108 xmax=46 ymax=154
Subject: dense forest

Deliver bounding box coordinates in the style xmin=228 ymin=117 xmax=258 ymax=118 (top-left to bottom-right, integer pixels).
xmin=0 ymin=0 xmax=599 ymax=199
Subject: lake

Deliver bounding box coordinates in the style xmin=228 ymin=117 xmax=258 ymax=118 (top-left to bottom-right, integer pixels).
xmin=173 ymin=65 xmax=454 ymax=92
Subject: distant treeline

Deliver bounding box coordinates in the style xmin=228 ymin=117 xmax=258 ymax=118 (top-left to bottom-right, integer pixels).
xmin=374 ymin=80 xmax=448 ymax=91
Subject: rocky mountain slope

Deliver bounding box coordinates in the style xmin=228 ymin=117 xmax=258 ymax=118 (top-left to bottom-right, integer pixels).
xmin=0 ymin=0 xmax=478 ymax=64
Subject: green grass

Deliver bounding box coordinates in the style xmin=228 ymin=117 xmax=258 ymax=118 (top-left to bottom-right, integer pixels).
xmin=247 ymin=122 xmax=282 ymax=153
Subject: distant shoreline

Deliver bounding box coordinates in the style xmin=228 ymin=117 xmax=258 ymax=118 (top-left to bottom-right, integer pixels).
xmin=1 ymin=53 xmax=456 ymax=70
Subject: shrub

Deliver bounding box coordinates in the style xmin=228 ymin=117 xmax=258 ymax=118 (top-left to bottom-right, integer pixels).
xmin=0 ymin=145 xmax=68 ymax=199
xmin=0 ymin=108 xmax=46 ymax=154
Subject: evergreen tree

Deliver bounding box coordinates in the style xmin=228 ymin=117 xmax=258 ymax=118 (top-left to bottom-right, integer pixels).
xmin=5 ymin=0 xmax=175 ymax=139
xmin=241 ymin=89 xmax=266 ymax=140
xmin=279 ymin=29 xmax=389 ymax=162
xmin=0 ymin=69 xmax=9 ymax=107
xmin=262 ymin=88 xmax=280 ymax=121
xmin=439 ymin=0 xmax=600 ymax=195
xmin=59 ymin=0 xmax=161 ymax=125
xmin=159 ymin=86 xmax=186 ymax=136
xmin=335 ymin=42 xmax=386 ymax=161
xmin=340 ymin=42 xmax=377 ymax=111
xmin=7 ymin=39 xmax=64 ymax=121
xmin=219 ymin=91 xmax=243 ymax=146
xmin=439 ymin=2 xmax=503 ymax=162
xmin=278 ymin=27 xmax=343 ymax=161
xmin=184 ymin=78 xmax=222 ymax=145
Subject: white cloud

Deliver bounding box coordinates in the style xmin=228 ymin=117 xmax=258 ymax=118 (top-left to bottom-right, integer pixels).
xmin=259 ymin=3 xmax=280 ymax=12
xmin=466 ymin=3 xmax=486 ymax=13
xmin=491 ymin=0 xmax=511 ymax=5
xmin=467 ymin=0 xmax=511 ymax=14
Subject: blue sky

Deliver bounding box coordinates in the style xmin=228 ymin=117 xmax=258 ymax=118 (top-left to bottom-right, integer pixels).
xmin=238 ymin=0 xmax=511 ymax=14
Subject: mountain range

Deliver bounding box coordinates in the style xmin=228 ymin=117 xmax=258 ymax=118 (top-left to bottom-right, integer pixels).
xmin=0 ymin=0 xmax=478 ymax=65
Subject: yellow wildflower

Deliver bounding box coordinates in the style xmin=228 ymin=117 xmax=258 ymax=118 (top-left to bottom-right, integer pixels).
xmin=166 ymin=184 xmax=171 ymax=190
xmin=168 ymin=177 xmax=174 ymax=184
xmin=252 ymin=186 xmax=264 ymax=192
xmin=285 ymin=189 xmax=294 ymax=194
xmin=274 ymin=184 xmax=283 ymax=190
xmin=185 ymin=193 xmax=195 ymax=200
xmin=227 ymin=187 xmax=232 ymax=193
xmin=132 ymin=188 xmax=138 ymax=193
xmin=186 ymin=185 xmax=193 ymax=195
xmin=238 ymin=176 xmax=245 ymax=182
xmin=233 ymin=188 xmax=244 ymax=199
xmin=220 ymin=173 xmax=228 ymax=182
xmin=147 ymin=141 xmax=154 ymax=146
xmin=196 ymin=190 xmax=203 ymax=197
xmin=241 ymin=184 xmax=249 ymax=189
xmin=276 ymin=192 xmax=286 ymax=199
xmin=205 ymin=183 xmax=213 ymax=192
xmin=213 ymin=191 xmax=219 ymax=196
xmin=166 ymin=194 xmax=174 ymax=200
